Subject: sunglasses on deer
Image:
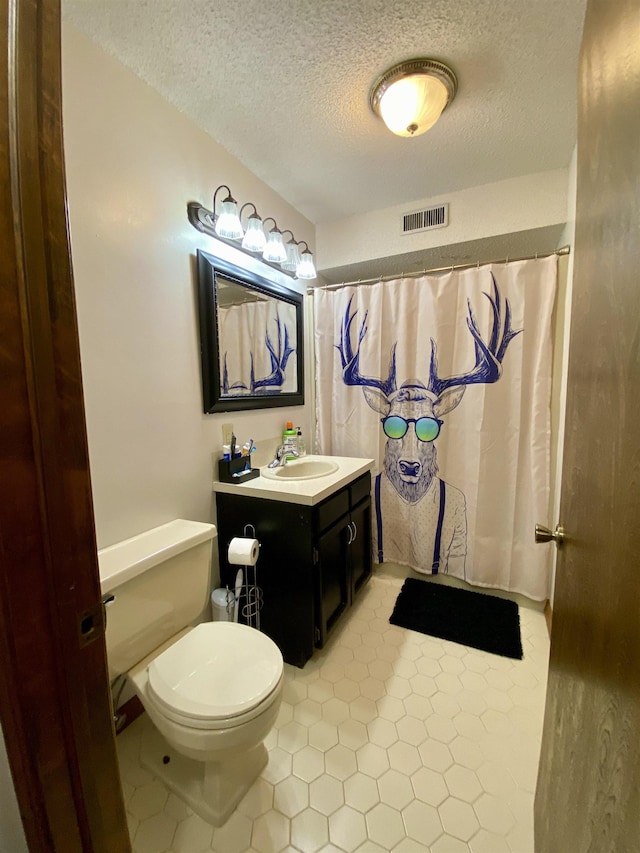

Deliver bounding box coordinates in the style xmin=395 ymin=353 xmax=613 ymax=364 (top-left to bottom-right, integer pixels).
xmin=381 ymin=415 xmax=443 ymax=442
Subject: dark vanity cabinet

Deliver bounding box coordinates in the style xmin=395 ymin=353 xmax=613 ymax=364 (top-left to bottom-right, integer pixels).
xmin=216 ymin=472 xmax=372 ymax=667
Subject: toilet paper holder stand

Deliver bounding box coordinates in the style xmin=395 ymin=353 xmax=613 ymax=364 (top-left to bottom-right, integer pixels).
xmin=235 ymin=524 xmax=263 ymax=630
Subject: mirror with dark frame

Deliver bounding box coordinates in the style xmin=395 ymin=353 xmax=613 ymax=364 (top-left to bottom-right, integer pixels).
xmin=196 ymin=250 xmax=304 ymax=413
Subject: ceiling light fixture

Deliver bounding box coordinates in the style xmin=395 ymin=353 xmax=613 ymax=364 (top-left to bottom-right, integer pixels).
xmin=187 ymin=188 xmax=316 ymax=279
xmin=370 ymin=58 xmax=457 ymax=138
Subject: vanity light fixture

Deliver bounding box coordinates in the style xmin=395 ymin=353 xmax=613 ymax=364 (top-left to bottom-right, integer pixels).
xmin=281 ymin=231 xmax=302 ymax=272
xmin=370 ymin=58 xmax=457 ymax=137
xmin=212 ymin=185 xmax=244 ymax=239
xmin=261 ymin=218 xmax=288 ymax=264
xmin=296 ymin=242 xmax=317 ymax=280
xmin=187 ymin=187 xmax=316 ymax=279
xmin=239 ymin=203 xmax=267 ymax=253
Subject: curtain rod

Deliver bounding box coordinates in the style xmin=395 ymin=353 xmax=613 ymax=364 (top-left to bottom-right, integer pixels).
xmin=308 ymin=245 xmax=571 ymax=292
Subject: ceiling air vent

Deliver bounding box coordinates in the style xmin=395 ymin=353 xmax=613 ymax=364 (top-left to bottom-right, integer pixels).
xmin=402 ymin=203 xmax=449 ymax=235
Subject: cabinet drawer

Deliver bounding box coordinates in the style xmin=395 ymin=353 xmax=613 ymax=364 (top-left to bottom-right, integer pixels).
xmin=350 ymin=473 xmax=371 ymax=508
xmin=314 ymin=489 xmax=349 ymax=534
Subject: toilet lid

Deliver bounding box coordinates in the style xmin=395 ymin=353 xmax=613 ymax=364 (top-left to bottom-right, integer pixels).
xmin=148 ymin=622 xmax=283 ymax=721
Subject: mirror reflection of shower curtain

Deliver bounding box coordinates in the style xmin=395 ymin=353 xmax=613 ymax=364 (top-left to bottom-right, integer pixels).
xmin=314 ymin=257 xmax=556 ymax=601
xmin=218 ymin=301 xmax=297 ymax=395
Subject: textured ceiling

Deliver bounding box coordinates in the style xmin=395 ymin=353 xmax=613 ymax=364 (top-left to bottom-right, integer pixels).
xmin=63 ymin=0 xmax=586 ymax=228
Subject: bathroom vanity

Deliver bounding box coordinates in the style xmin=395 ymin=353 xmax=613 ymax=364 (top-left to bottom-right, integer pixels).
xmin=213 ymin=456 xmax=374 ymax=667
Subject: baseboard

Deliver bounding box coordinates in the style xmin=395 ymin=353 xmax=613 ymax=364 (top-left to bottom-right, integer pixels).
xmin=115 ymin=695 xmax=144 ymax=735
xmin=544 ymin=600 xmax=553 ymax=636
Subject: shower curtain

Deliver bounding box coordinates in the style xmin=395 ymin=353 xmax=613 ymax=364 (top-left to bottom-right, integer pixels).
xmin=314 ymin=257 xmax=556 ymax=601
xmin=217 ymin=301 xmax=297 ymax=394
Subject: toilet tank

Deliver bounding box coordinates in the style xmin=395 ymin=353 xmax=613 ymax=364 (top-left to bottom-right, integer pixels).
xmin=98 ymin=519 xmax=216 ymax=679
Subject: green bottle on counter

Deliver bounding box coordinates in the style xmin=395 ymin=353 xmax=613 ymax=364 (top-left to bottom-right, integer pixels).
xmin=283 ymin=421 xmax=297 ymax=460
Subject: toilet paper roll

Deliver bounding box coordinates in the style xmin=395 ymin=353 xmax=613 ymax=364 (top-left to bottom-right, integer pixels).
xmin=228 ymin=537 xmax=260 ymax=566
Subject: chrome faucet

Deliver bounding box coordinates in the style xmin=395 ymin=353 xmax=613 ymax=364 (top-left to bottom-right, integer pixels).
xmin=267 ymin=444 xmax=299 ymax=468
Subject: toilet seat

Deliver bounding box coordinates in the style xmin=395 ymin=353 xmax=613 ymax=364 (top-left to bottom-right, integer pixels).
xmin=147 ymin=622 xmax=283 ymax=728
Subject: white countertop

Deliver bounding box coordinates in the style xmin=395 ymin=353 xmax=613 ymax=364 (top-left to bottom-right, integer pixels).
xmin=212 ymin=455 xmax=374 ymax=506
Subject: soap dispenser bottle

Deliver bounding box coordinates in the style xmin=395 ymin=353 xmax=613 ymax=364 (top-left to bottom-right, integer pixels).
xmin=283 ymin=421 xmax=297 ymax=460
xmin=296 ymin=426 xmax=306 ymax=457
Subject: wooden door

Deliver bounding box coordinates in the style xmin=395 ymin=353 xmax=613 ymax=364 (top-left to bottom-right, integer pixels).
xmin=534 ymin=1 xmax=640 ymax=850
xmin=1 ymin=0 xmax=130 ymax=849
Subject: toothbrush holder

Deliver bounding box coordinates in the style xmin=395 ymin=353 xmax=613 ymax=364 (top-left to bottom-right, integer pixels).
xmin=218 ymin=457 xmax=260 ymax=484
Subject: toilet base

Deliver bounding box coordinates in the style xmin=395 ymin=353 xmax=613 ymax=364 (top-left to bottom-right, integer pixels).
xmin=140 ymin=720 xmax=268 ymax=827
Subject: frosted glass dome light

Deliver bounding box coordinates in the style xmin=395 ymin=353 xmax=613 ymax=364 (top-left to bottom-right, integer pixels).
xmin=370 ymin=58 xmax=457 ymax=138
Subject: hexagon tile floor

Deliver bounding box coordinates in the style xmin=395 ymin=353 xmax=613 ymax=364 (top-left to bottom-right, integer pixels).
xmin=118 ymin=571 xmax=550 ymax=853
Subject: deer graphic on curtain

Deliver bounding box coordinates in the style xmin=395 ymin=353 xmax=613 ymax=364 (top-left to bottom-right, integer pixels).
xmin=337 ymin=274 xmax=521 ymax=575
xmin=223 ymin=313 xmax=295 ymax=395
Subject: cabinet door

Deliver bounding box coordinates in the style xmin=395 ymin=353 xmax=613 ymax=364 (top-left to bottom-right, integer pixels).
xmin=315 ymin=516 xmax=350 ymax=647
xmin=350 ymin=498 xmax=372 ymax=600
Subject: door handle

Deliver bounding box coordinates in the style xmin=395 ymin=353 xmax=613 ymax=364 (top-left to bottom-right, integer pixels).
xmin=346 ymin=523 xmax=353 ymax=545
xmin=351 ymin=521 xmax=357 ymax=542
xmin=535 ymin=523 xmax=565 ymax=546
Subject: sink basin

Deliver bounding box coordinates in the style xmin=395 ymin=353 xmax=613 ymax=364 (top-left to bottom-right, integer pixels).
xmin=262 ymin=459 xmax=339 ymax=481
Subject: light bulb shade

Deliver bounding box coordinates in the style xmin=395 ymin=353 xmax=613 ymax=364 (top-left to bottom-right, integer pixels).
xmin=263 ymin=229 xmax=287 ymax=263
xmin=380 ymin=74 xmax=448 ymax=136
xmin=296 ymin=249 xmax=316 ymax=280
xmin=241 ymin=215 xmax=267 ymax=252
xmin=370 ymin=58 xmax=457 ymax=137
xmin=281 ymin=240 xmax=302 ymax=271
xmin=215 ymin=199 xmax=244 ymax=239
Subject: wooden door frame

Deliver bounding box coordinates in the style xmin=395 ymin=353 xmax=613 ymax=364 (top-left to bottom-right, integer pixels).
xmin=1 ymin=0 xmax=130 ymax=849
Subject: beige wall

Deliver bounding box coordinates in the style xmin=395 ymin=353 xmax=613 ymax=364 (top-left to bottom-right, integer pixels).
xmin=316 ymin=169 xmax=570 ymax=271
xmin=62 ymin=25 xmax=314 ymax=552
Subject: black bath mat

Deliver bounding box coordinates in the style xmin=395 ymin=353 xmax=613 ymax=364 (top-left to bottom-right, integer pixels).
xmin=390 ymin=578 xmax=523 ymax=659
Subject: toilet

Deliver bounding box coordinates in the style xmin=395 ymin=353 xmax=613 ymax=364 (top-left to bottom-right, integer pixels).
xmin=98 ymin=519 xmax=283 ymax=827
